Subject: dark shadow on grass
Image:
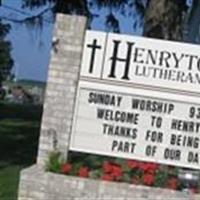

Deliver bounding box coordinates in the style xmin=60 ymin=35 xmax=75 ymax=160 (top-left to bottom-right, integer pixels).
xmin=0 ymin=102 xmax=42 ymax=169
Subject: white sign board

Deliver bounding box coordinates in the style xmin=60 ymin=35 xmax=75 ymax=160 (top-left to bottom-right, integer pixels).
xmin=81 ymin=31 xmax=200 ymax=94
xmin=70 ymin=30 xmax=200 ymax=169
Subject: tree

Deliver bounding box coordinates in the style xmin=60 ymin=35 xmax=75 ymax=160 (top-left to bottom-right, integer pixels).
xmin=0 ymin=20 xmax=13 ymax=87
xmin=22 ymin=0 xmax=131 ymax=33
xmin=185 ymin=0 xmax=200 ymax=43
xmin=23 ymin=0 xmax=197 ymax=41
xmin=143 ymin=0 xmax=188 ymax=41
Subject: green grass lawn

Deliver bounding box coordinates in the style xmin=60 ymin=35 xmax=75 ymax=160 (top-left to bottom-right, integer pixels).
xmin=0 ymin=102 xmax=42 ymax=200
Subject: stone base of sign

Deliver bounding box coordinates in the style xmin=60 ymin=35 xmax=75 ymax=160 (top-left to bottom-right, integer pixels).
xmin=18 ymin=165 xmax=198 ymax=200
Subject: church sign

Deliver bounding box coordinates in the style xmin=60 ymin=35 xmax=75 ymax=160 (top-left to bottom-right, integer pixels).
xmin=69 ymin=30 xmax=200 ymax=170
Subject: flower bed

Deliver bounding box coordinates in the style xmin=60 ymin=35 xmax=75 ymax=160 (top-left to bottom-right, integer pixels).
xmin=46 ymin=151 xmax=200 ymax=194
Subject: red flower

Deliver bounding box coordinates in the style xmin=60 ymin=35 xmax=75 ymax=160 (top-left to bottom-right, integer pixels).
xmin=166 ymin=178 xmax=178 ymax=190
xmin=61 ymin=163 xmax=72 ymax=174
xmin=143 ymin=173 xmax=155 ymax=186
xmin=103 ymin=162 xmax=123 ymax=181
xmin=127 ymin=160 xmax=139 ymax=169
xmin=102 ymin=174 xmax=114 ymax=182
xmin=111 ymin=165 xmax=123 ymax=180
xmin=103 ymin=162 xmax=113 ymax=173
xmin=139 ymin=162 xmax=159 ymax=174
xmin=79 ymin=167 xmax=89 ymax=178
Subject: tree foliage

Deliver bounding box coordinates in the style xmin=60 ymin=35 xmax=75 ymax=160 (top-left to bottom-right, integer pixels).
xmin=143 ymin=0 xmax=188 ymax=41
xmin=22 ymin=0 xmax=146 ymax=33
xmin=22 ymin=0 xmax=198 ymax=41
xmin=0 ymin=21 xmax=13 ymax=86
xmin=186 ymin=0 xmax=200 ymax=43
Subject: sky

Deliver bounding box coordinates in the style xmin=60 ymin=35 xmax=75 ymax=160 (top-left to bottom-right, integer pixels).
xmin=0 ymin=0 xmax=194 ymax=82
xmin=0 ymin=0 xmax=146 ymax=82
xmin=0 ymin=0 xmax=54 ymax=82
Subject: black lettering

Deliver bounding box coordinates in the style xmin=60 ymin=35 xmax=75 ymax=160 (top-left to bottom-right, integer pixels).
xmin=108 ymin=40 xmax=134 ymax=80
xmin=133 ymin=47 xmax=145 ymax=64
xmin=164 ymin=148 xmax=181 ymax=161
xmin=159 ymin=51 xmax=171 ymax=68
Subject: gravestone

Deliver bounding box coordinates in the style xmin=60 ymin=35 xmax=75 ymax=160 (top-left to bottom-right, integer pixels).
xmin=18 ymin=14 xmax=200 ymax=200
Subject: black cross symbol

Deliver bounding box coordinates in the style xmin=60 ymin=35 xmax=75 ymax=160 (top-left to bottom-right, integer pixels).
xmin=87 ymin=39 xmax=102 ymax=73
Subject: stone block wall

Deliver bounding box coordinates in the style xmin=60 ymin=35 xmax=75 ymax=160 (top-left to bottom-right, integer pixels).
xmin=37 ymin=14 xmax=87 ymax=165
xmin=18 ymin=165 xmax=198 ymax=200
